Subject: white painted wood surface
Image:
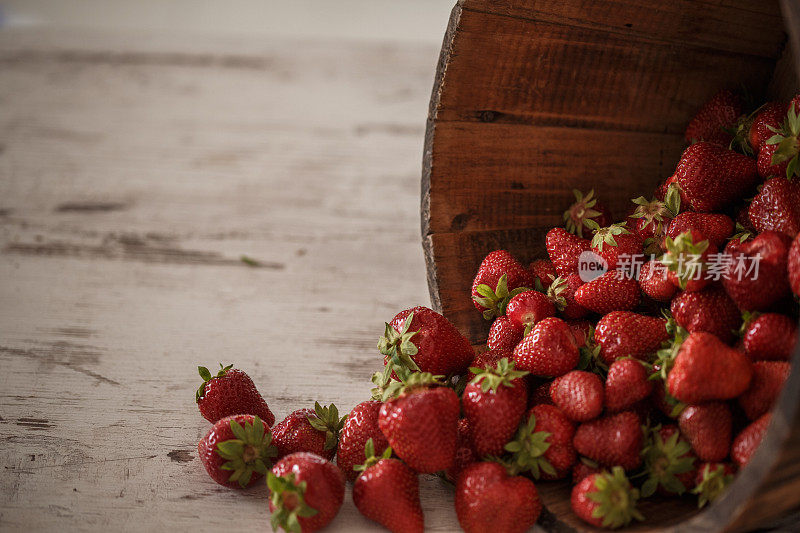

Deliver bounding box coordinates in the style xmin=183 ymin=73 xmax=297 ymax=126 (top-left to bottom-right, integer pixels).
xmin=0 ymin=27 xmax=482 ymax=531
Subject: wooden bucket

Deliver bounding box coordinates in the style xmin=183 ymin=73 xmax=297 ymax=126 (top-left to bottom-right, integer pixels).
xmin=421 ymin=1 xmax=800 ymax=531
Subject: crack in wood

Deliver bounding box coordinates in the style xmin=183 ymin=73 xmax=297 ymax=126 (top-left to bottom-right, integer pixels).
xmin=55 ymin=202 xmax=129 ymax=213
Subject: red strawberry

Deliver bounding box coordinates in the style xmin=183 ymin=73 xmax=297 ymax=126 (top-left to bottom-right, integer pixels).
xmin=268 ymin=452 xmax=345 ymax=533
xmin=692 ymin=462 xmax=735 ymax=508
xmin=487 ymin=316 xmax=524 ymax=352
xmin=738 ymin=361 xmax=789 ymax=420
xmin=467 ymin=348 xmax=511 ymax=381
xmin=674 ymin=141 xmax=758 ymax=212
xmin=573 ymin=271 xmax=641 ymax=314
xmin=530 ymin=259 xmax=557 ymax=291
xmin=505 ymin=290 xmax=555 ymax=332
xmin=638 ymin=259 xmax=677 ymax=302
xmin=671 ymin=285 xmax=741 ymax=344
xmin=757 ymin=140 xmax=790 ymax=179
xmin=748 ymin=177 xmax=800 ymax=237
xmin=732 ymin=413 xmax=772 ymax=468
xmin=196 ymin=364 xmax=275 ymax=426
xmin=751 ymin=101 xmax=789 ymax=153
xmin=571 ymin=467 xmax=644 ymax=529
xmin=790 ymin=232 xmax=800 ymax=297
xmin=590 ymin=224 xmax=643 ymax=271
xmin=549 ymin=370 xmax=604 ymax=422
xmin=573 ymin=411 xmax=643 ymax=470
xmin=546 ymin=227 xmax=591 ymax=276
xmin=572 ymin=459 xmax=603 ymax=484
xmin=198 ymin=414 xmax=277 ymax=488
xmin=353 ymin=439 xmax=424 ymax=533
xmin=678 ymin=402 xmax=732 ymax=462
xmin=471 ymin=250 xmax=534 ymax=319
xmin=742 ymin=312 xmax=798 ymax=361
xmin=723 ymin=230 xmax=792 ymax=311
xmin=547 ymin=274 xmax=588 ymax=319
xmin=272 ymin=403 xmax=345 ymax=460
xmin=666 ymin=212 xmax=734 ymax=250
xmin=640 ymin=424 xmax=696 ymax=497
xmin=684 ymin=89 xmax=742 ymax=146
xmin=763 ymin=99 xmax=800 ymax=180
xmin=566 ymin=318 xmax=593 ymax=348
xmin=564 ymin=189 xmax=613 ymax=238
xmin=668 ymin=332 xmax=752 ymax=403
xmin=337 ymin=400 xmax=389 ymax=482
xmin=463 ymin=358 xmax=529 ymax=456
xmin=628 ymin=196 xmax=674 ymax=242
xmin=661 ymin=231 xmax=716 ymax=292
xmin=506 ymin=404 xmax=576 ymax=479
xmin=455 ymin=462 xmax=542 ymax=533
xmin=378 ymin=373 xmax=459 ymax=473
xmin=594 ymin=311 xmax=668 ymax=365
xmin=605 ymin=359 xmax=653 ymax=412
xmin=513 ymin=317 xmax=579 ymax=377
xmin=446 ymin=418 xmax=478 ymax=482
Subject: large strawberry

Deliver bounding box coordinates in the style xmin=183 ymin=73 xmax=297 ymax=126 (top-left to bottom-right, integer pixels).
xmin=684 ymin=89 xmax=742 ymax=146
xmin=513 ymin=317 xmax=579 ymax=377
xmin=665 ymin=212 xmax=734 ymax=250
xmin=487 ymin=316 xmax=524 ymax=352
xmin=563 ymin=189 xmax=613 ymax=238
xmin=692 ymin=462 xmax=736 ymax=508
xmin=337 ymin=400 xmax=389 ymax=482
xmin=678 ymin=402 xmax=732 ymax=462
xmin=378 ymin=373 xmax=459 ymax=473
xmin=764 ymin=97 xmax=800 ymax=179
xmin=671 ymin=285 xmax=741 ymax=344
xmin=547 ymin=274 xmax=588 ymax=320
xmin=505 ymin=404 xmax=576 ymax=479
xmin=748 ymin=177 xmax=800 ymax=237
xmin=272 ymin=403 xmax=345 ymax=460
xmin=738 ymin=361 xmax=789 ymax=421
xmin=791 ymin=232 xmax=800 ymax=297
xmin=455 ymin=461 xmax=542 ymax=533
xmin=742 ymin=312 xmax=797 ymax=361
xmin=590 ymin=223 xmax=643 ymax=271
xmin=573 ymin=271 xmax=641 ymax=314
xmin=505 ymin=290 xmax=555 ymax=333
xmin=573 ymin=411 xmax=643 ymax=470
xmin=549 ymin=370 xmax=604 ymax=422
xmin=723 ymin=230 xmax=792 ymax=311
xmin=196 ymin=364 xmax=275 ymax=426
xmin=268 ymin=452 xmax=345 ymax=533
xmin=594 ymin=311 xmax=669 ymax=365
xmin=605 ymin=358 xmax=653 ymax=412
xmin=198 ymin=414 xmax=277 ymax=488
xmin=471 ymin=250 xmax=534 ymax=319
xmin=732 ymin=413 xmax=772 ymax=468
xmin=546 ymin=227 xmax=591 ymax=276
xmin=640 ymin=424 xmax=696 ymax=497
xmin=571 ymin=466 xmax=644 ymax=529
xmin=638 ymin=259 xmax=677 ymax=302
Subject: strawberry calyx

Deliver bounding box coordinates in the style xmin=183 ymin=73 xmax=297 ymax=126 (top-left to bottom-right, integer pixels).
xmin=378 ymin=312 xmax=421 ymax=372
xmin=590 ymin=222 xmax=630 ymax=251
xmin=649 ymin=320 xmax=687 ymax=383
xmin=587 ymin=467 xmax=645 ymax=529
xmin=503 ymin=412 xmax=556 ymax=479
xmin=306 ymin=402 xmax=346 ymax=452
xmin=216 ymin=415 xmax=278 ymax=488
xmin=546 ymin=276 xmax=569 ymax=312
xmin=379 ymin=371 xmax=446 ymax=402
xmin=354 ymin=438 xmax=393 ymax=473
xmin=738 ymin=310 xmax=762 ymax=337
xmin=196 ymin=363 xmax=234 ymax=402
xmin=730 ymin=222 xmax=754 ymax=244
xmin=564 ymin=189 xmax=604 ymax=238
xmin=473 ymin=274 xmax=531 ymax=320
xmin=468 ymin=358 xmax=529 ymax=393
xmin=630 ymin=192 xmax=678 ymax=236
xmin=268 ymin=471 xmax=319 ymax=533
xmin=692 ymin=463 xmax=735 ymax=508
xmin=729 ymin=103 xmax=766 ymax=156
xmin=661 ymin=231 xmax=711 ymax=289
xmin=640 ymin=425 xmax=695 ymax=497
xmin=576 ymin=327 xmax=607 ymax=377
xmin=766 ymin=102 xmax=800 ymax=180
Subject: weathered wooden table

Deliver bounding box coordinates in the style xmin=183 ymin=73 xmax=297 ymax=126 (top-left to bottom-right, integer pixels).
xmin=0 ymin=28 xmax=468 ymax=531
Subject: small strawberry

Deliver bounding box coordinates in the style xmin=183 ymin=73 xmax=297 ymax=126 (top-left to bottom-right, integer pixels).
xmin=353 ymin=439 xmax=424 ymax=533
xmin=678 ymin=402 xmax=732 ymax=462
xmin=742 ymin=312 xmax=798 ymax=361
xmin=671 ymin=285 xmax=741 ymax=344
xmin=604 ymin=358 xmax=653 ymax=412
xmin=505 ymin=290 xmax=555 ymax=333
xmin=446 ymin=418 xmax=478 ymax=482
xmin=732 ymin=101 xmax=788 ymax=155
xmin=692 ymin=462 xmax=736 ymax=508
xmin=549 ymin=370 xmax=604 ymax=422
xmin=571 ymin=466 xmax=644 ymax=529
xmin=487 ymin=316 xmax=524 ymax=352
xmin=455 ymin=461 xmax=542 ymax=533
xmin=738 ymin=361 xmax=789 ymax=421
xmin=791 ymin=231 xmax=800 ymax=297
xmin=505 ymin=404 xmax=576 ymax=479
xmin=684 ymin=89 xmax=742 ymax=146
xmin=661 ymin=231 xmax=715 ymax=292
xmin=467 ymin=348 xmax=512 ymax=381
xmin=337 ymin=400 xmax=389 ymax=482
xmin=590 ymin=223 xmax=643 ymax=271
xmin=572 ymin=458 xmax=603 ymax=484
xmin=198 ymin=414 xmax=277 ymax=488
xmin=640 ymin=424 xmax=696 ymax=497
xmin=268 ymin=452 xmax=345 ymax=533
xmin=764 ymin=97 xmax=800 ymax=179
xmin=594 ymin=311 xmax=669 ymax=365
xmin=666 ymin=212 xmax=734 ymax=250
xmin=272 ymin=403 xmax=345 ymax=460
xmin=748 ymin=176 xmax=800 ymax=237
xmin=196 ymin=364 xmax=275 ymax=426
xmin=463 ymin=358 xmax=529 ymax=456
xmin=638 ymin=259 xmax=677 ymax=302
xmin=546 ymin=227 xmax=591 ymax=277
xmin=472 ymin=251 xmax=534 ymax=319
xmin=675 ymin=141 xmax=758 ymax=212
xmin=547 ymin=274 xmax=588 ymax=320
xmin=530 ymin=259 xmax=557 ymax=291
xmin=573 ymin=271 xmax=641 ymax=314
xmin=723 ymin=230 xmax=792 ymax=311
xmin=732 ymin=413 xmax=771 ymax=468
xmin=512 ymin=317 xmax=579 ymax=377
xmin=564 ymin=189 xmax=613 ymax=238
xmin=573 ymin=411 xmax=643 ymax=470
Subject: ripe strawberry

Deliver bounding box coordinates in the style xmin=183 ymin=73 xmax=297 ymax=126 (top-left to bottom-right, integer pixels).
xmin=487 ymin=316 xmax=524 ymax=352
xmin=678 ymin=402 xmax=732 ymax=462
xmin=674 ymin=141 xmax=758 ymax=212
xmin=692 ymin=462 xmax=735 ymax=508
xmin=668 ymin=332 xmax=752 ymax=403
xmin=732 ymin=101 xmax=789 ymax=155
xmin=530 ymin=259 xmax=557 ymax=291
xmin=790 ymin=232 xmax=800 ymax=297
xmin=505 ymin=404 xmax=576 ymax=479
xmin=573 ymin=411 xmax=643 ymax=470
xmin=378 ymin=373 xmax=459 ymax=473
xmin=742 ymin=312 xmax=797 ymax=361
xmin=505 ymin=290 xmax=555 ymax=332
xmin=640 ymin=424 xmax=696 ymax=497
xmin=467 ymin=348 xmax=511 ymax=381
xmin=353 ymin=439 xmax=424 ymax=533
xmin=547 ymin=274 xmax=588 ymax=320
xmin=471 ymin=250 xmax=534 ymax=319
xmin=571 ymin=466 xmax=644 ymax=529
xmin=763 ymin=98 xmax=800 ymax=179
xmin=572 ymin=459 xmax=603 ymax=484
xmin=666 ymin=212 xmax=734 ymax=250
xmin=638 ymin=259 xmax=677 ymax=302
xmin=594 ymin=311 xmax=668 ymax=365
xmin=590 ymin=223 xmax=643 ymax=271
xmin=661 ymin=231 xmax=715 ymax=292
xmin=732 ymin=413 xmax=771 ymax=468
xmin=268 ymin=452 xmax=345 ymax=533
xmin=564 ymin=189 xmax=613 ymax=238
xmin=748 ymin=176 xmax=800 ymax=237
xmin=455 ymin=462 xmax=542 ymax=533
xmin=628 ymin=196 xmax=675 ymax=242
xmin=272 ymin=403 xmax=345 ymax=460
xmin=684 ymin=89 xmax=742 ymax=146
xmin=446 ymin=418 xmax=478 ymax=482
xmin=546 ymin=227 xmax=591 ymax=276
xmin=670 ymin=285 xmax=741 ymax=344
xmin=337 ymin=400 xmax=389 ymax=482
xmin=738 ymin=361 xmax=789 ymax=420
xmin=723 ymin=230 xmax=792 ymax=311
xmin=198 ymin=414 xmax=277 ymax=488
xmin=573 ymin=271 xmax=641 ymax=314
xmin=605 ymin=359 xmax=653 ymax=412
xmin=463 ymin=358 xmax=529 ymax=456
xmin=196 ymin=364 xmax=275 ymax=426
xmin=549 ymin=370 xmax=604 ymax=422
xmin=513 ymin=317 xmax=579 ymax=377
xmin=757 ymin=141 xmax=790 ymax=179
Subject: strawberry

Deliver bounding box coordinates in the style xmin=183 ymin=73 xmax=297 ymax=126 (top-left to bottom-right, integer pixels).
xmin=674 ymin=141 xmax=758 ymax=212
xmin=573 ymin=271 xmax=641 ymax=314
xmin=378 ymin=373 xmax=459 ymax=473
xmin=628 ymin=195 xmax=675 ymax=242
xmin=547 ymin=274 xmax=588 ymax=319
xmin=564 ymin=189 xmax=613 ymax=238
xmin=742 ymin=312 xmax=797 ymax=361
xmin=692 ymin=462 xmax=735 ymax=508
xmin=573 ymin=411 xmax=643 ymax=470
xmin=590 ymin=223 xmax=643 ymax=271
xmin=566 ymin=318 xmax=593 ymax=348
xmin=665 ymin=212 xmax=734 ymax=250
xmin=572 ymin=459 xmax=603 ymax=484
xmin=732 ymin=101 xmax=789 ymax=155
xmin=549 ymin=370 xmax=604 ymax=422
xmin=272 ymin=403 xmax=345 ymax=460
xmin=512 ymin=317 xmax=579 ymax=377
xmin=446 ymin=418 xmax=478 ymax=482
xmin=337 ymin=400 xmax=389 ymax=482
xmin=723 ymin=230 xmax=792 ymax=311
xmin=487 ymin=316 xmax=524 ymax=352
xmin=455 ymin=461 xmax=542 ymax=533
xmin=604 ymin=359 xmax=653 ymax=412
xmin=196 ymin=364 xmax=275 ymax=426
xmin=268 ymin=452 xmax=345 ymax=533
xmin=640 ymin=424 xmax=696 ymax=497
xmin=530 ymin=259 xmax=557 ymax=291
xmin=546 ymin=227 xmax=591 ymax=277
xmin=467 ymin=348 xmax=511 ymax=381
xmin=671 ymin=285 xmax=741 ymax=344
xmin=678 ymin=402 xmax=732 ymax=462
xmin=198 ymin=414 xmax=277 ymax=488
xmin=763 ymin=97 xmax=800 ymax=179
xmin=571 ymin=466 xmax=644 ymax=529
xmin=353 ymin=439 xmax=424 ymax=533
xmin=505 ymin=404 xmax=576 ymax=479
xmin=505 ymin=290 xmax=555 ymax=332
xmin=790 ymin=232 xmax=800 ymax=297
xmin=471 ymin=251 xmax=534 ymax=319
xmin=667 ymin=332 xmax=752 ymax=403
xmin=661 ymin=231 xmax=715 ymax=292
xmin=594 ymin=311 xmax=668 ymax=365
xmin=737 ymin=361 xmax=789 ymax=420
xmin=732 ymin=413 xmax=771 ymax=468
xmin=638 ymin=259 xmax=677 ymax=302
xmin=748 ymin=176 xmax=800 ymax=237
xmin=757 ymin=141 xmax=790 ymax=179
xmin=463 ymin=358 xmax=529 ymax=456
xmin=684 ymin=89 xmax=742 ymax=146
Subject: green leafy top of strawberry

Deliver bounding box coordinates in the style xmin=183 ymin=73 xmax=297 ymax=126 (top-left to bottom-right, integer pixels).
xmin=630 ymin=188 xmax=680 ymax=231
xmin=468 ymin=358 xmax=529 ymax=393
xmin=738 ymin=310 xmax=762 ymax=337
xmin=196 ymin=363 xmax=234 ymax=402
xmin=649 ymin=319 xmax=688 ymax=383
xmin=546 ymin=276 xmax=569 ymax=312
xmin=587 ymin=467 xmax=645 ymax=529
xmin=661 ymin=231 xmax=711 ymax=289
xmin=730 ymin=222 xmax=754 ymax=244
xmin=354 ymin=438 xmax=393 ymax=473
xmin=216 ymin=415 xmax=277 ymax=488
xmin=503 ymin=413 xmax=555 ymax=479
xmin=473 ymin=273 xmax=530 ymax=320
xmin=692 ymin=463 xmax=734 ymax=508
xmin=766 ymin=103 xmax=800 ymax=180
xmin=378 ymin=371 xmax=446 ymax=402
xmin=640 ymin=425 xmax=695 ymax=497
xmin=307 ymin=402 xmax=346 ymax=452
xmin=268 ymin=471 xmax=319 ymax=533
xmin=564 ymin=189 xmax=603 ymax=238
xmin=590 ymin=222 xmax=630 ymax=250
xmin=378 ymin=312 xmax=421 ymax=374
xmin=729 ymin=102 xmax=767 ymax=156
xmin=576 ymin=326 xmax=608 ymax=377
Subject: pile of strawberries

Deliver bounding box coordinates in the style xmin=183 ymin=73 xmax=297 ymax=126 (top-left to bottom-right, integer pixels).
xmin=194 ymin=90 xmax=800 ymax=532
